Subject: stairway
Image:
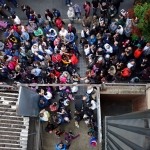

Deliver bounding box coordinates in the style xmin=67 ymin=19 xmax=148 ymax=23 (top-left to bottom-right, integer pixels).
xmin=0 ymin=91 xmax=29 ymax=150
xmin=104 ymin=110 xmax=150 ymax=150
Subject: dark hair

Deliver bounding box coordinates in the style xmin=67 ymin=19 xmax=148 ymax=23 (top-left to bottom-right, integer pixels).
xmin=34 ymin=27 xmax=38 ymax=30
xmin=4 ymin=6 xmax=10 ymax=10
xmin=50 ymin=30 xmax=54 ymax=33
xmin=37 ymin=14 xmax=41 ymax=18
xmin=87 ymin=103 xmax=92 ymax=107
xmin=53 ymin=102 xmax=57 ymax=106
xmin=52 ymin=8 xmax=56 ymax=11
xmin=12 ymin=15 xmax=16 ymax=19
xmin=46 ymin=9 xmax=50 ymax=12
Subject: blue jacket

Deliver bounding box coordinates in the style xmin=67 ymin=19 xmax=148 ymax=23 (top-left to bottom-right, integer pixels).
xmin=38 ymin=96 xmax=50 ymax=108
xmin=4 ymin=49 xmax=12 ymax=56
xmin=13 ymin=30 xmax=20 ymax=39
xmin=20 ymin=32 xmax=29 ymax=42
xmin=55 ymin=143 xmax=68 ymax=150
xmin=53 ymin=10 xmax=61 ymax=18
xmin=9 ymin=7 xmax=16 ymax=15
xmin=43 ymin=24 xmax=51 ymax=33
xmin=65 ymin=33 xmax=74 ymax=43
xmin=73 ymin=5 xmax=81 ymax=13
xmin=89 ymin=36 xmax=97 ymax=45
xmin=90 ymin=137 xmax=97 ymax=147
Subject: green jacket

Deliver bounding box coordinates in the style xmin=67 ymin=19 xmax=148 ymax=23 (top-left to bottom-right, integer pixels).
xmin=117 ymin=18 xmax=125 ymax=26
xmin=88 ymin=128 xmax=96 ymax=137
xmin=34 ymin=28 xmax=44 ymax=37
xmin=108 ymin=7 xmax=117 ymax=18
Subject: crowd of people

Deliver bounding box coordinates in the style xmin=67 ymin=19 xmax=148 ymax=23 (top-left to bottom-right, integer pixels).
xmin=79 ymin=0 xmax=150 ymax=84
xmin=0 ymin=0 xmax=150 ymax=149
xmin=0 ymin=0 xmax=150 ymax=85
xmin=38 ymin=85 xmax=98 ymax=149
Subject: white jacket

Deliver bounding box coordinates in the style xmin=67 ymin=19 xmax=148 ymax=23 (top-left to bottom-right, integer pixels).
xmin=81 ymin=29 xmax=90 ymax=38
xmin=116 ymin=25 xmax=124 ymax=35
xmin=67 ymin=8 xmax=75 ymax=19
xmin=13 ymin=15 xmax=21 ymax=25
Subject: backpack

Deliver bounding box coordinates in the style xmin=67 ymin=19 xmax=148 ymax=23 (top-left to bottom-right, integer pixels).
xmin=0 ymin=21 xmax=7 ymax=28
xmin=121 ymin=68 xmax=131 ymax=77
xmin=52 ymin=54 xmax=62 ymax=63
xmin=56 ymin=19 xmax=63 ymax=29
xmin=8 ymin=61 xmax=15 ymax=70
xmin=134 ymin=49 xmax=143 ymax=58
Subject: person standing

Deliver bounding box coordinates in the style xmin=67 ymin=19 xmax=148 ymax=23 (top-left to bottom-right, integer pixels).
xmin=45 ymin=9 xmax=54 ymax=27
xmin=91 ymin=0 xmax=100 ymax=16
xmin=55 ymin=141 xmax=69 ymax=150
xmin=4 ymin=5 xmax=15 ymax=16
xmin=113 ymin=0 xmax=121 ymax=14
xmin=66 ymin=0 xmax=72 ymax=7
xmin=0 ymin=0 xmax=5 ymax=6
xmin=52 ymin=8 xmax=61 ymax=20
xmin=72 ymin=4 xmax=81 ymax=20
xmin=107 ymin=4 xmax=117 ymax=25
xmin=99 ymin=0 xmax=108 ymax=18
xmin=0 ymin=6 xmax=9 ymax=19
xmin=65 ymin=131 xmax=80 ymax=143
xmin=67 ymin=7 xmax=75 ymax=24
xmin=55 ymin=17 xmax=64 ymax=31
xmin=7 ymin=0 xmax=18 ymax=7
xmin=83 ymin=1 xmax=91 ymax=17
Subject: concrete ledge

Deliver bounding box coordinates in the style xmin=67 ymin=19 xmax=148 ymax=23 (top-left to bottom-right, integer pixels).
xmin=101 ymin=85 xmax=146 ymax=95
xmin=63 ymin=18 xmax=82 ymax=24
xmin=146 ymin=84 xmax=150 ymax=109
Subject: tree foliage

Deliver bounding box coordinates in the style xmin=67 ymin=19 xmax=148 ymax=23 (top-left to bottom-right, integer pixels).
xmin=132 ymin=3 xmax=150 ymax=41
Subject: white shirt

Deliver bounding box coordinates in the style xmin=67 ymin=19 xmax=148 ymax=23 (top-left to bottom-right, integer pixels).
xmin=116 ymin=25 xmax=124 ymax=35
xmin=13 ymin=16 xmax=21 ymax=25
xmin=59 ymin=29 xmax=68 ymax=37
xmin=104 ymin=44 xmax=113 ymax=53
xmin=144 ymin=46 xmax=150 ymax=51
xmin=89 ymin=100 xmax=97 ymax=110
xmin=31 ymin=43 xmax=39 ymax=53
xmin=84 ymin=45 xmax=90 ymax=55
xmin=127 ymin=63 xmax=133 ymax=69
xmin=81 ymin=29 xmax=89 ymax=38
xmin=44 ymin=91 xmax=52 ymax=100
xmin=40 ymin=110 xmax=50 ymax=121
xmin=67 ymin=9 xmax=75 ymax=19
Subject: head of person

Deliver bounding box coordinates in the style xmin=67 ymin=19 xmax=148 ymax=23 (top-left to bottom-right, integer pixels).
xmin=52 ymin=8 xmax=56 ymax=12
xmin=58 ymin=143 xmax=63 ymax=148
xmin=12 ymin=15 xmax=16 ymax=19
xmin=68 ymin=23 xmax=72 ymax=28
xmin=88 ymin=131 xmax=93 ymax=136
xmin=134 ymin=77 xmax=140 ymax=83
xmin=69 ymin=7 xmax=73 ymax=11
xmin=87 ymin=103 xmax=92 ymax=107
xmin=40 ymin=113 xmax=44 ymax=117
xmin=110 ymin=4 xmax=114 ymax=10
xmin=37 ymin=14 xmax=41 ymax=18
xmin=106 ymin=44 xmax=110 ymax=49
xmin=34 ymin=27 xmax=38 ymax=31
xmin=45 ymin=9 xmax=50 ymax=14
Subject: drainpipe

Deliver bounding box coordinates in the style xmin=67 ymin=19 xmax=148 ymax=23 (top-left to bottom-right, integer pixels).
xmin=96 ymin=86 xmax=102 ymax=149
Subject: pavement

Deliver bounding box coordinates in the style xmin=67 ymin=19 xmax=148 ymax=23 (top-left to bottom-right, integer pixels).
xmin=0 ymin=0 xmax=133 ymax=150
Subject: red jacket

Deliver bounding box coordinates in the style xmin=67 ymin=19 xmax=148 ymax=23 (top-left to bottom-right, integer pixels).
xmin=52 ymin=54 xmax=62 ymax=63
xmin=55 ymin=18 xmax=63 ymax=29
xmin=71 ymin=54 xmax=78 ymax=65
xmin=121 ymin=68 xmax=131 ymax=77
xmin=134 ymin=48 xmax=143 ymax=58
